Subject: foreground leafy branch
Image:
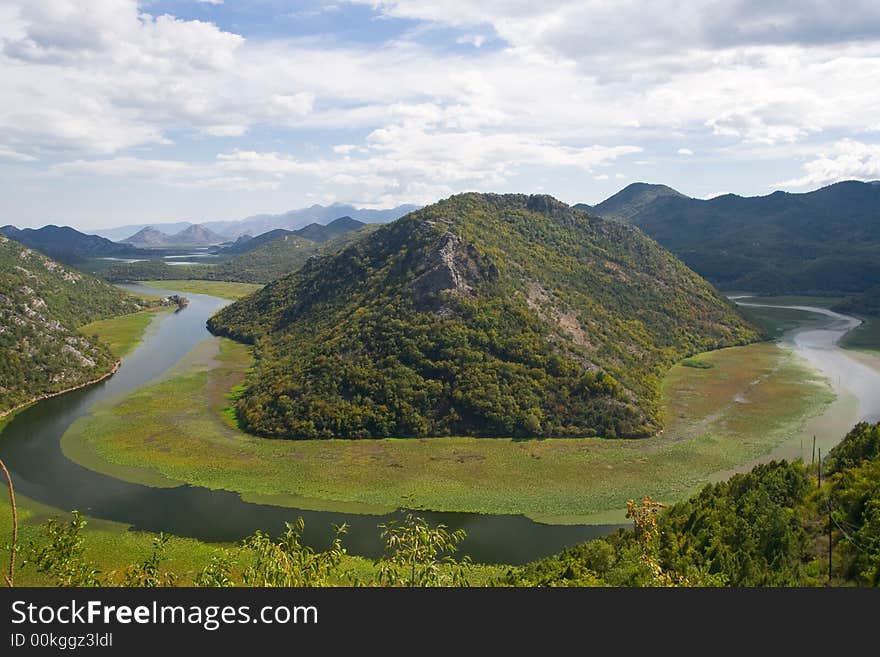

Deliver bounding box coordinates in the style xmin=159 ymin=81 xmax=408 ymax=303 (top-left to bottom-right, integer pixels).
xmin=241 ymin=518 xmax=348 ymax=587
xmin=28 ymin=511 xmax=102 ymax=587
xmin=16 ymin=423 xmax=879 ymax=588
xmin=20 ymin=508 xmax=475 ymax=587
xmin=376 ymin=512 xmax=471 ymax=587
xmin=123 ymin=533 xmax=176 ymax=587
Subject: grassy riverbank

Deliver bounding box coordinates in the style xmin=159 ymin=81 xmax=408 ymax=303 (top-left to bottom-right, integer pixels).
xmin=79 ymin=307 xmax=168 ymax=358
xmin=734 ymin=294 xmax=880 ymax=356
xmin=0 ymin=493 xmax=506 ymax=585
xmin=142 ymin=280 xmax=262 ymax=300
xmin=62 ymin=335 xmax=833 ymax=524
xmin=840 ymin=315 xmax=880 ymax=355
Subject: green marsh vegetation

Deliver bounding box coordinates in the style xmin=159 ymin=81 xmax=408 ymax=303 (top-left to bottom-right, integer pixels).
xmin=79 ymin=308 xmax=168 ymax=358
xmin=61 ymin=337 xmax=832 ymax=523
xmin=141 ymin=280 xmax=262 ymax=300
xmin=841 ymin=317 xmax=880 ymax=355
xmin=6 ymin=422 xmax=880 ymax=587
xmin=504 ymin=422 xmax=880 ymax=587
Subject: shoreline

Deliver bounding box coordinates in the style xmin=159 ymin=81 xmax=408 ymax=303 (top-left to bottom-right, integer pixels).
xmin=0 ymin=360 xmax=121 ymax=420
xmin=12 ymin=290 xmax=879 ymax=541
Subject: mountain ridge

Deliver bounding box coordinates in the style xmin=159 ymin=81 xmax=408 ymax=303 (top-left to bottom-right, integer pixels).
xmin=92 ymin=202 xmax=419 ymax=241
xmin=0 ymin=234 xmax=145 ymax=413
xmin=208 ymin=193 xmax=757 ymax=439
xmin=592 ymin=183 xmax=686 ymax=222
xmin=586 ymin=180 xmax=880 ymax=295
xmin=123 ymin=223 xmax=226 ymax=246
xmin=0 ymin=224 xmax=145 ymax=264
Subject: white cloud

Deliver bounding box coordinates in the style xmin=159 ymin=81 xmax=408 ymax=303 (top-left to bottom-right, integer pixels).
xmin=456 ymin=34 xmax=486 ymax=48
xmin=52 ymin=155 xmax=274 ymax=191
xmin=0 ymin=146 xmax=36 ymax=161
xmin=0 ymin=0 xmax=251 ymax=155
xmin=349 ymin=2 xmax=880 ymax=55
xmin=343 ymin=3 xmax=880 ymax=148
xmin=268 ymin=93 xmax=315 ymax=117
xmin=262 ymin=127 xmax=640 ymax=203
xmin=203 ymin=124 xmax=248 ymax=137
xmin=677 ymin=148 xmax=694 ymax=156
xmin=4 ymin=0 xmax=880 ymax=213
xmin=52 ymin=131 xmax=640 ymax=207
xmin=778 ymin=139 xmax=880 ymax=188
xmin=5 ymin=0 xmax=878 ymax=163
xmin=593 ymin=174 xmax=609 ymax=180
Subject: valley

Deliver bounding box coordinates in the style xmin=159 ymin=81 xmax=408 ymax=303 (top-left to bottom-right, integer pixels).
xmin=0 ymin=282 xmax=868 ymax=567
xmin=2 ymin=189 xmax=879 ymax=586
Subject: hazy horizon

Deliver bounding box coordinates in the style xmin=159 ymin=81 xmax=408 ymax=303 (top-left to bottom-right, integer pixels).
xmin=2 ymin=1 xmax=880 ymax=229
xmin=6 ymin=177 xmax=880 ymax=235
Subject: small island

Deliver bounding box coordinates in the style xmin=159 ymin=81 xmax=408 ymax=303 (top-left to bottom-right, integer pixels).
xmin=159 ymin=294 xmax=189 ymax=310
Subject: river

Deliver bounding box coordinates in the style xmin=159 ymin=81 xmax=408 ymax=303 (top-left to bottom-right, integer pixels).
xmin=736 ymin=301 xmax=880 ymax=424
xmin=2 ymin=289 xmax=876 ymax=564
xmin=0 ymin=284 xmax=618 ymax=565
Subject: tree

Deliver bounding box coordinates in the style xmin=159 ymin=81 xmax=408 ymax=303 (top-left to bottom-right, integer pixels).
xmin=122 ymin=534 xmax=176 ymax=587
xmin=375 ymin=512 xmax=471 ymax=587
xmin=241 ymin=518 xmax=348 ymax=587
xmin=27 ymin=511 xmax=102 ymax=587
xmin=625 ymin=496 xmax=677 ymax=586
xmin=194 ymin=550 xmax=237 ymax=587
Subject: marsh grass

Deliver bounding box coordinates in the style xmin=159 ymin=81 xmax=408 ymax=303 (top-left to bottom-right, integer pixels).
xmin=142 ymin=280 xmax=262 ymax=300
xmin=738 ymin=305 xmax=826 ymax=337
xmin=79 ymin=307 xmax=168 ymax=358
xmin=840 ymin=314 xmax=880 ymax=355
xmin=61 ymin=339 xmax=832 ymax=524
xmin=0 ymin=493 xmax=506 ymax=585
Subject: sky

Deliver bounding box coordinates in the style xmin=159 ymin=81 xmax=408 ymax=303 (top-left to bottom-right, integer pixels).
xmin=1 ymin=1 xmax=880 ymax=230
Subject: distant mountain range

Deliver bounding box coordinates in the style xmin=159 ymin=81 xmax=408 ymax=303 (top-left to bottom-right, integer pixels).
xmin=0 ymin=225 xmax=146 ymax=265
xmin=92 ymin=202 xmax=419 ymax=241
xmin=584 ymin=180 xmax=880 ymax=295
xmin=220 ymin=216 xmax=366 ymax=255
xmin=12 ymin=181 xmax=880 ymax=301
xmin=102 ymin=216 xmax=375 ymax=285
xmin=222 ymin=229 xmax=290 ymax=255
xmin=121 ymin=226 xmax=171 ymax=246
xmin=122 ymin=224 xmax=227 ymax=247
xmin=292 ymin=216 xmax=366 ymax=243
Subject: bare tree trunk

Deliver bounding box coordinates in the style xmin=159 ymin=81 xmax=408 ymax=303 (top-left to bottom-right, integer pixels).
xmin=0 ymin=457 xmax=16 ymax=587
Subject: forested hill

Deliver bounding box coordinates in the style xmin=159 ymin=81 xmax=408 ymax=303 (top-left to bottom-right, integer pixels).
xmin=506 ymin=422 xmax=880 ymax=586
xmin=591 ymin=183 xmax=686 ymax=223
xmin=0 ymin=235 xmax=144 ymax=413
xmin=292 ymin=216 xmax=366 ymax=243
xmin=208 ymin=193 xmax=757 ymax=440
xmin=589 ymin=180 xmax=880 ymax=295
xmin=0 ymin=224 xmax=145 ymax=264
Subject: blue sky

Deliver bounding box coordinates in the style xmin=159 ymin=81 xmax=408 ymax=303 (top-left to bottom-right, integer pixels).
xmin=1 ymin=1 xmax=880 ymax=229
